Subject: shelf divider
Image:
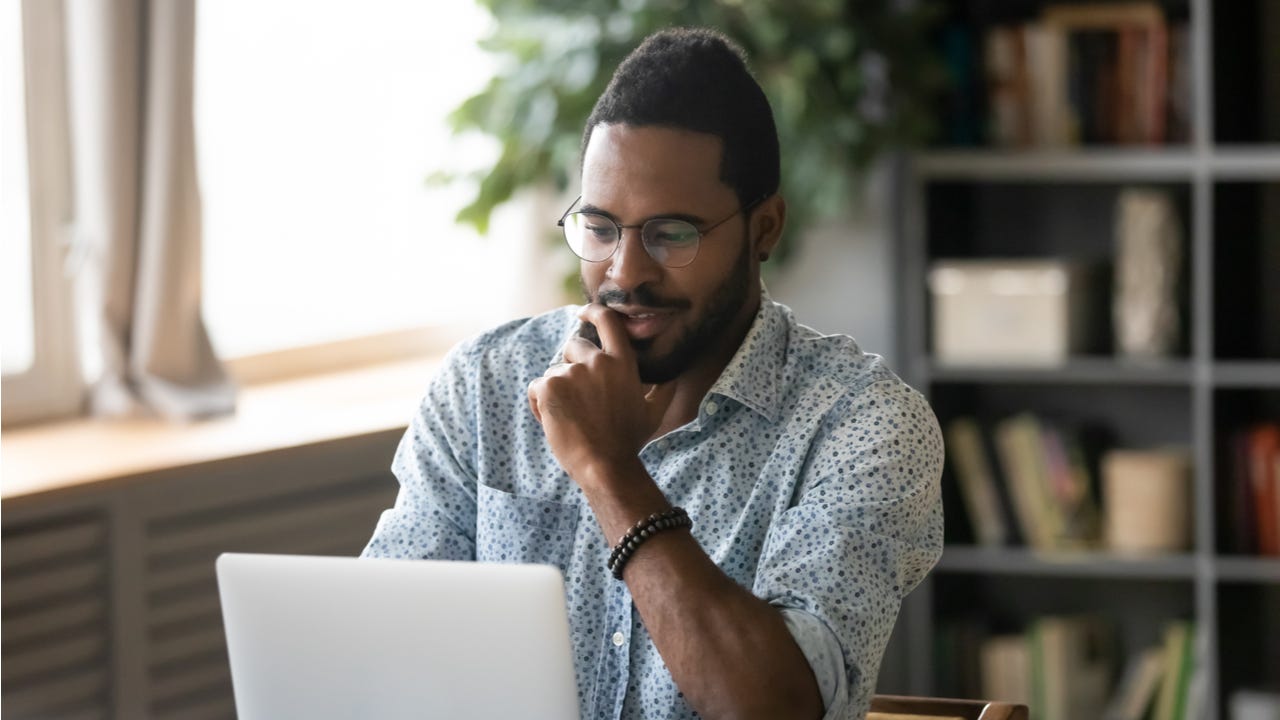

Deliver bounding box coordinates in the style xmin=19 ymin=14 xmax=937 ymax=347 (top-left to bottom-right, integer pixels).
xmin=925 ymin=356 xmax=1195 ymax=386
xmin=914 ymin=149 xmax=1199 ymax=181
xmin=936 ymin=545 xmax=1199 ymax=580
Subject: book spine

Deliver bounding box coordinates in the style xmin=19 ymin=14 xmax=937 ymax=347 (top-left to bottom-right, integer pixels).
xmin=1146 ymin=20 xmax=1169 ymax=144
xmin=1251 ymin=425 xmax=1280 ymax=556
xmin=1233 ymin=431 xmax=1258 ymax=554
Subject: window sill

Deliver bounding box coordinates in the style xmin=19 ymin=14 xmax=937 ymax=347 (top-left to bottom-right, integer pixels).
xmin=1 ymin=354 xmax=444 ymax=501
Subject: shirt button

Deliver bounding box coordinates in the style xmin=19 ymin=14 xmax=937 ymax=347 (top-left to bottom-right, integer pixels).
xmin=705 ymin=401 xmax=718 ymax=416
xmin=611 ymin=631 xmax=625 ymax=647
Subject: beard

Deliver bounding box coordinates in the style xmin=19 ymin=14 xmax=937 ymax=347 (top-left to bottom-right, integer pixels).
xmin=583 ymin=232 xmax=752 ymax=384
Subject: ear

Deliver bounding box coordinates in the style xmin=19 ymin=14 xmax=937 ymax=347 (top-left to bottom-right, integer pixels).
xmin=750 ymin=194 xmax=786 ymax=262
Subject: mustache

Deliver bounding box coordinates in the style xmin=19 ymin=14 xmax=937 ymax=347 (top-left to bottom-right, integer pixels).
xmin=594 ymin=286 xmax=690 ymax=310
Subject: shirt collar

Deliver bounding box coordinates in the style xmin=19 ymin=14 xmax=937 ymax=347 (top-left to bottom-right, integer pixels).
xmin=706 ymin=283 xmax=788 ymax=423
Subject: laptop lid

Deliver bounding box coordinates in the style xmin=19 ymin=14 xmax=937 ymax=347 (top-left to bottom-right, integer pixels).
xmin=216 ymin=553 xmax=580 ymax=720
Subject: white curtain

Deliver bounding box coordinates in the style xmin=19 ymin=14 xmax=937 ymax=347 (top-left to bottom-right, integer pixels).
xmin=64 ymin=0 xmax=234 ymax=420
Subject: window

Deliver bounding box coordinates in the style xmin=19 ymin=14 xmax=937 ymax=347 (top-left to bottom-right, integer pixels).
xmin=2 ymin=1 xmax=80 ymax=426
xmin=2 ymin=0 xmax=33 ymax=376
xmin=196 ymin=1 xmax=520 ymax=363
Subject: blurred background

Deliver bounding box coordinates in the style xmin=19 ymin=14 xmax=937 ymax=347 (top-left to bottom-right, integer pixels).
xmin=2 ymin=1 xmax=1278 ymax=719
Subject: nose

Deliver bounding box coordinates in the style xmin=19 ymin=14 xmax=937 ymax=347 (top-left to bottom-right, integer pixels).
xmin=605 ymin=227 xmax=663 ymax=291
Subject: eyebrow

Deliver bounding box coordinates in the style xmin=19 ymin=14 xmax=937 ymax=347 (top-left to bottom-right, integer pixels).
xmin=577 ymin=202 xmax=708 ymax=226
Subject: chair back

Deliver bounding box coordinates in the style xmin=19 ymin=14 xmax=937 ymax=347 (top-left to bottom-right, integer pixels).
xmin=869 ymin=694 xmax=1029 ymax=720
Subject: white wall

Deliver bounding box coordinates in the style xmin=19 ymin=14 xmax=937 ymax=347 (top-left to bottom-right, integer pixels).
xmin=769 ymin=160 xmax=898 ymax=368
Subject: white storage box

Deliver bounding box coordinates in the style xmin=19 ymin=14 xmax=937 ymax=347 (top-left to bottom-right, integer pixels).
xmin=929 ymin=259 xmax=1097 ymax=365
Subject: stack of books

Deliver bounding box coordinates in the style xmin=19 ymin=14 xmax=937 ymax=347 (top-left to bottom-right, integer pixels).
xmin=947 ymin=1 xmax=1193 ymax=148
xmin=946 ymin=414 xmax=1103 ymax=550
xmin=945 ymin=413 xmax=1195 ymax=553
xmin=937 ymin=617 xmax=1199 ymax=720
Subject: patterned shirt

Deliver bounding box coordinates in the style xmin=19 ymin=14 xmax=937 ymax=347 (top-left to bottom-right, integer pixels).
xmin=362 ymin=292 xmax=944 ymax=720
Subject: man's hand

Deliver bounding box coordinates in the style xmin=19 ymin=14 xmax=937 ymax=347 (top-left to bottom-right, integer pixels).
xmin=528 ymin=304 xmax=677 ymax=483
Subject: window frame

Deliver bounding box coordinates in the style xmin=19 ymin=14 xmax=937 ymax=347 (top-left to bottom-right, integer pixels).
xmin=2 ymin=0 xmax=82 ymax=428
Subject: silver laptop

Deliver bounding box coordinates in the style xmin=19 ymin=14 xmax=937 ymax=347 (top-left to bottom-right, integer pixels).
xmin=216 ymin=553 xmax=580 ymax=720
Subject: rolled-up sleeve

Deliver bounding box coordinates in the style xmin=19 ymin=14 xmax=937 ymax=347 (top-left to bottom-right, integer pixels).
xmin=361 ymin=343 xmax=484 ymax=562
xmin=755 ymin=379 xmax=945 ymax=719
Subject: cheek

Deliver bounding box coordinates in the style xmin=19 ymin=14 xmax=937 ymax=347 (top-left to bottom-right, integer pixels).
xmin=579 ymin=262 xmax=605 ymax=296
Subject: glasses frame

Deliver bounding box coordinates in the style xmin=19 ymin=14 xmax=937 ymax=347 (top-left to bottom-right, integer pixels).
xmin=556 ymin=194 xmax=767 ymax=268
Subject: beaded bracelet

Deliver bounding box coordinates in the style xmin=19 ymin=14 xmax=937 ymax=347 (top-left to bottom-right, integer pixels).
xmin=607 ymin=506 xmax=692 ymax=580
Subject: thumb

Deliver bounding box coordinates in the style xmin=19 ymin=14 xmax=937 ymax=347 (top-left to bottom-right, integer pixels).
xmin=643 ymin=382 xmax=678 ymax=428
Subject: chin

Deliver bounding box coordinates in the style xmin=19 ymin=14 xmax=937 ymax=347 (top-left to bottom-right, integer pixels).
xmin=633 ymin=339 xmax=696 ymax=385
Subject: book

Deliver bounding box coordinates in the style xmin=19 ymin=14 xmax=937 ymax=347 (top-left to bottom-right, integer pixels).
xmin=980 ymin=634 xmax=1032 ymax=705
xmin=1067 ymin=30 xmax=1116 ymax=143
xmin=1042 ymin=2 xmax=1168 ymax=144
xmin=1103 ymin=646 xmax=1166 ymax=720
xmin=1166 ymin=23 xmax=1192 ymax=143
xmin=1152 ymin=620 xmax=1195 ymax=720
xmin=1249 ymin=424 xmax=1280 ymax=556
xmin=1232 ymin=430 xmax=1259 ymax=554
xmin=941 ymin=23 xmax=984 ymax=147
xmin=1042 ymin=422 xmax=1101 ymax=546
xmin=934 ymin=619 xmax=986 ymax=699
xmin=983 ymin=25 xmax=1032 ymax=147
xmin=994 ymin=413 xmax=1063 ymax=550
xmin=1023 ymin=22 xmax=1072 ymax=146
xmin=1115 ymin=26 xmax=1142 ymax=143
xmin=991 ymin=413 xmax=1107 ymax=550
xmin=945 ymin=417 xmax=1009 ymax=546
xmin=1031 ymin=616 xmax=1113 ymax=720
xmin=1007 ymin=2 xmax=1171 ymax=147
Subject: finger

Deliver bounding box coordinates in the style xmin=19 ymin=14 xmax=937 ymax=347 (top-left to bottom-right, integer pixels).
xmin=560 ymin=336 xmax=602 ymax=364
xmin=578 ymin=304 xmax=631 ymax=359
xmin=527 ymin=380 xmax=543 ymax=424
xmin=542 ymin=358 xmax=573 ymax=376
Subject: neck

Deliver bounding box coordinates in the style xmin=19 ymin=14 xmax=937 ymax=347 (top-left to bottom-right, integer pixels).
xmin=650 ymin=293 xmax=761 ymax=439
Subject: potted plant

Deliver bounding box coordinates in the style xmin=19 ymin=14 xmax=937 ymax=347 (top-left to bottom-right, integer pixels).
xmin=438 ymin=0 xmax=947 ymax=264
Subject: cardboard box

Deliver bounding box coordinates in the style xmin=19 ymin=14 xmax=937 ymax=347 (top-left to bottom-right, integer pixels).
xmin=929 ymin=259 xmax=1097 ymax=365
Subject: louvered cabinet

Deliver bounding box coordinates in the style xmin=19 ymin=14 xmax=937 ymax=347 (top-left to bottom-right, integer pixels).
xmin=1 ymin=429 xmax=402 ymax=719
xmin=2 ymin=511 xmax=113 ymax=720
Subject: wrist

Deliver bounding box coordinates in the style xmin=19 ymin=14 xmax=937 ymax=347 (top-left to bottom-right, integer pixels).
xmin=608 ymin=506 xmax=692 ymax=579
xmin=571 ymin=456 xmax=673 ymax=545
xmin=572 ymin=452 xmax=646 ymax=494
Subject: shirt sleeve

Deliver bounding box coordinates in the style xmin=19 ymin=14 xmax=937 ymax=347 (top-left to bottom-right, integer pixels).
xmin=361 ymin=343 xmax=483 ymax=561
xmin=754 ymin=377 xmax=945 ymax=720
xmin=780 ymin=607 xmax=848 ymax=718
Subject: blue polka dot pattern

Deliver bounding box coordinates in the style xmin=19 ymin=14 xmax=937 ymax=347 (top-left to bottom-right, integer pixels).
xmin=362 ymin=290 xmax=944 ymax=720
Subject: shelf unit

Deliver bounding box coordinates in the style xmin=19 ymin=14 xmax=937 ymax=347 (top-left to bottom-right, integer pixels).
xmin=886 ymin=0 xmax=1280 ymax=717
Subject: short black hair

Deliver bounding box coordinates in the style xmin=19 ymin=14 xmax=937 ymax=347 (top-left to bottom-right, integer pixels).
xmin=583 ymin=28 xmax=780 ymax=209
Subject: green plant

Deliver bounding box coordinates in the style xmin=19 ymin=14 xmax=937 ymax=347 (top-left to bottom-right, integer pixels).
xmin=440 ymin=0 xmax=947 ymax=262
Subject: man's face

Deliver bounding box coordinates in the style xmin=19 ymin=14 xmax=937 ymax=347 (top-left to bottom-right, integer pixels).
xmin=578 ymin=123 xmax=760 ymax=384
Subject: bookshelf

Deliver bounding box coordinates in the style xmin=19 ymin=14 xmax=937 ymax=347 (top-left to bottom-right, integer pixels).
xmin=887 ymin=0 xmax=1280 ymax=718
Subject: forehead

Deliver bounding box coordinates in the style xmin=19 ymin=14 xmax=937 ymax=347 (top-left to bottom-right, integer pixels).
xmin=580 ymin=124 xmax=735 ymax=213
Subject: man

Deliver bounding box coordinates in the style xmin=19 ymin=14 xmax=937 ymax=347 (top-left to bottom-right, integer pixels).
xmin=363 ymin=27 xmax=943 ymax=720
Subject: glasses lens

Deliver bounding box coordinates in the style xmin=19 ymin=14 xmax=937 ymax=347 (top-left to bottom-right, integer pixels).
xmin=563 ymin=213 xmax=618 ymax=262
xmin=643 ymin=219 xmax=700 ymax=267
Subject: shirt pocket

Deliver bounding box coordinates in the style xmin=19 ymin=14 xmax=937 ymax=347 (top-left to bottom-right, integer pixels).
xmin=475 ymin=484 xmax=581 ymax=575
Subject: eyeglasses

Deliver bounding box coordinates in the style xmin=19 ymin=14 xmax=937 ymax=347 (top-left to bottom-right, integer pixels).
xmin=556 ymin=195 xmax=764 ymax=268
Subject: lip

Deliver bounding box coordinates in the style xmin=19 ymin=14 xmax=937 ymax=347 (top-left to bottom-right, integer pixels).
xmin=606 ymin=306 xmax=676 ymax=341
